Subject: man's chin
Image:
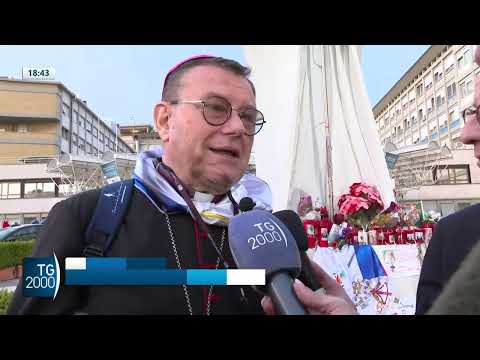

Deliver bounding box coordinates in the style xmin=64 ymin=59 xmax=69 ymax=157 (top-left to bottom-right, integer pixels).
xmin=205 ymin=172 xmax=242 ymax=194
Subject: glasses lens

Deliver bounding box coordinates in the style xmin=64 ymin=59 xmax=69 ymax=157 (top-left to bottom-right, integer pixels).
xmin=237 ymin=108 xmax=262 ymax=135
xmin=254 ymin=111 xmax=265 ymax=135
xmin=203 ymin=97 xmax=231 ymax=125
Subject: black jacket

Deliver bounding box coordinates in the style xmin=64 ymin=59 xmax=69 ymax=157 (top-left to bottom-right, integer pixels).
xmin=7 ymin=187 xmax=264 ymax=315
xmin=416 ymin=203 xmax=480 ymax=314
xmin=428 ymin=235 xmax=480 ymax=315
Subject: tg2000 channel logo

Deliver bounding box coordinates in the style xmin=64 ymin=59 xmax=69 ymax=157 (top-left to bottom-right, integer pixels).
xmin=23 ymin=253 xmax=60 ymax=299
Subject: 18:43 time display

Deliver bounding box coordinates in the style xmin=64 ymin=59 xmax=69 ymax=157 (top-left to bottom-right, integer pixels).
xmin=28 ymin=69 xmax=50 ymax=77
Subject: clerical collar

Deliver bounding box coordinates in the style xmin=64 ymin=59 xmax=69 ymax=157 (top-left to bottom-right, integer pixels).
xmin=193 ymin=192 xmax=215 ymax=203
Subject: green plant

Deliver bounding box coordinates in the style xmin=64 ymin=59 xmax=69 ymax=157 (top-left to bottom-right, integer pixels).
xmin=0 ymin=240 xmax=35 ymax=270
xmin=0 ymin=289 xmax=14 ymax=315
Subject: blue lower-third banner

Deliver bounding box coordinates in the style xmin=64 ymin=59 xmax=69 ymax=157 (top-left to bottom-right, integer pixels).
xmin=65 ymin=257 xmax=265 ymax=286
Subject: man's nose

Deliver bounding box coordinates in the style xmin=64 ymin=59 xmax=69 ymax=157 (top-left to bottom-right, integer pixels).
xmin=222 ymin=110 xmax=246 ymax=135
xmin=460 ymin=116 xmax=480 ymax=144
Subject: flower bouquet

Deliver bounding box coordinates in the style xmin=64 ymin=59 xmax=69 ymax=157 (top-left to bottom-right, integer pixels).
xmin=337 ymin=182 xmax=385 ymax=245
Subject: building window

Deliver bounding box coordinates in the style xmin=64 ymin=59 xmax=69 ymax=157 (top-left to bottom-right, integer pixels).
xmin=62 ymin=127 xmax=70 ymax=141
xmin=434 ymin=70 xmax=443 ymax=83
xmin=62 ymin=103 xmax=70 ymax=116
xmin=92 ymin=146 xmax=98 ymax=155
xmin=78 ymin=116 xmax=85 ymax=128
xmin=433 ymin=165 xmax=471 ymax=185
xmin=0 ymin=123 xmax=16 ymax=132
xmin=93 ymin=128 xmax=98 ymax=138
xmin=17 ymin=124 xmax=28 ymax=133
xmin=99 ymin=132 xmax=104 ymax=142
xmin=448 ymin=110 xmax=455 ymax=125
xmin=458 ymin=48 xmax=473 ymax=71
xmin=416 ymin=83 xmax=423 ymax=97
xmin=24 ymin=181 xmax=56 ymax=199
xmin=466 ymin=79 xmax=474 ymax=97
xmin=436 ymin=96 xmax=446 ymax=114
xmin=0 ymin=182 xmax=21 ymax=199
xmin=445 ymin=54 xmax=455 ymax=73
xmin=62 ymin=104 xmax=71 ymax=123
xmin=79 ymin=138 xmax=85 ymax=151
xmin=86 ymin=143 xmax=91 ymax=154
xmin=428 ymin=98 xmax=435 ymax=113
xmin=86 ymin=121 xmax=92 ymax=133
xmin=447 ymin=83 xmax=457 ymax=101
xmin=418 ymin=109 xmax=424 ymax=122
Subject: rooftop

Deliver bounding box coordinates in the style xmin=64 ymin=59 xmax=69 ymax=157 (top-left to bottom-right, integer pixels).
xmin=372 ymin=45 xmax=448 ymax=118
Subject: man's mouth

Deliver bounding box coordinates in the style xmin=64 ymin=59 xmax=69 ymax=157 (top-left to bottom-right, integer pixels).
xmin=209 ymin=147 xmax=240 ymax=158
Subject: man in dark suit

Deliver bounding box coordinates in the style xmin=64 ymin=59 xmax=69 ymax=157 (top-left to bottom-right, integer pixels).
xmin=416 ymin=45 xmax=480 ymax=314
xmin=416 ymin=205 xmax=480 ymax=314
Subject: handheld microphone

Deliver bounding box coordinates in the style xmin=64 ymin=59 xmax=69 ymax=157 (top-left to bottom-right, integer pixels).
xmin=273 ymin=210 xmax=322 ymax=292
xmin=228 ymin=210 xmax=307 ymax=315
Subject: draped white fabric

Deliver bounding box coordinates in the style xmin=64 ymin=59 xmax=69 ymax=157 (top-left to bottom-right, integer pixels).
xmin=243 ymin=45 xmax=395 ymax=213
xmin=242 ymin=45 xmax=302 ymax=210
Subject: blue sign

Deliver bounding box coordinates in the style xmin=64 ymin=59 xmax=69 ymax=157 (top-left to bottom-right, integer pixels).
xmin=101 ymin=160 xmax=121 ymax=184
xmin=23 ymin=254 xmax=60 ymax=299
xmin=385 ymin=152 xmax=400 ymax=170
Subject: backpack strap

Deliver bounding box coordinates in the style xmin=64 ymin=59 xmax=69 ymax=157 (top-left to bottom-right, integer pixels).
xmin=83 ymin=179 xmax=135 ymax=257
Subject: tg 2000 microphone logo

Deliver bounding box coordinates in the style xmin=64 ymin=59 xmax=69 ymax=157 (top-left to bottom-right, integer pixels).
xmin=23 ymin=253 xmax=60 ymax=299
xmin=248 ymin=219 xmax=288 ymax=251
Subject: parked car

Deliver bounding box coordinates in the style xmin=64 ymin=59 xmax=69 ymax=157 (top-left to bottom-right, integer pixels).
xmin=0 ymin=224 xmax=42 ymax=242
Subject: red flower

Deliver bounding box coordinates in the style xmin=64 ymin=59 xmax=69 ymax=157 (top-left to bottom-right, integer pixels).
xmin=338 ymin=194 xmax=349 ymax=208
xmin=348 ymin=182 xmax=384 ymax=211
xmin=338 ymin=195 xmax=371 ymax=216
xmin=368 ymin=191 xmax=384 ymax=210
xmin=349 ymin=182 xmax=373 ymax=197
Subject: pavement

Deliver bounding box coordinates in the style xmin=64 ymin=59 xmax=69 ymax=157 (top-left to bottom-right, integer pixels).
xmin=0 ymin=279 xmax=19 ymax=293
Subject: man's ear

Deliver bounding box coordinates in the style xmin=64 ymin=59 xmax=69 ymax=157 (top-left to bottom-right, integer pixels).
xmin=154 ymin=102 xmax=170 ymax=142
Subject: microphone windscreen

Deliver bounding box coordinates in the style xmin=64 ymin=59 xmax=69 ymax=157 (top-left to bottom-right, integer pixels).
xmin=273 ymin=210 xmax=309 ymax=251
xmin=228 ymin=210 xmax=301 ymax=279
xmin=239 ymin=197 xmax=256 ymax=212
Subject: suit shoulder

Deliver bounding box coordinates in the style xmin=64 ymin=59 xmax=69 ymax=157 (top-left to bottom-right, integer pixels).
xmin=58 ymin=188 xmax=102 ymax=212
xmin=48 ymin=188 xmax=102 ymax=229
xmin=439 ymin=203 xmax=480 ymax=226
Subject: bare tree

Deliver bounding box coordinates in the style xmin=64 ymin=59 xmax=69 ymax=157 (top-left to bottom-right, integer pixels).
xmin=388 ymin=142 xmax=452 ymax=201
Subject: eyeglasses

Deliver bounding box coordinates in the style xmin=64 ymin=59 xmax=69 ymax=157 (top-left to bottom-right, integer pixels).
xmin=462 ymin=104 xmax=480 ymax=125
xmin=169 ymin=96 xmax=266 ymax=136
